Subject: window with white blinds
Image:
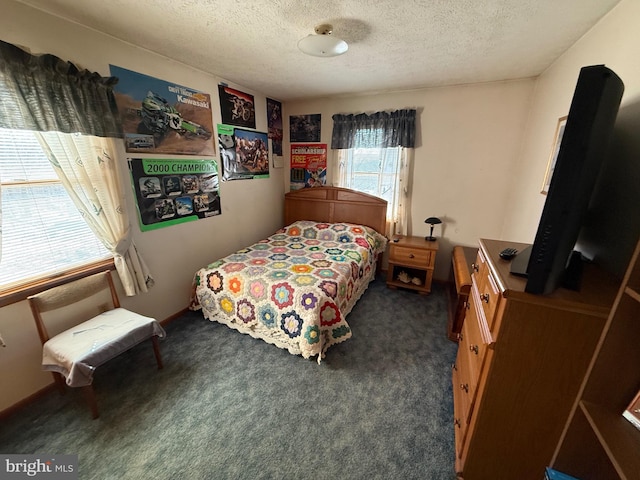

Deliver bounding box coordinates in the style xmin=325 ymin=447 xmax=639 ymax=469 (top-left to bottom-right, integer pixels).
xmin=0 ymin=128 xmax=110 ymax=289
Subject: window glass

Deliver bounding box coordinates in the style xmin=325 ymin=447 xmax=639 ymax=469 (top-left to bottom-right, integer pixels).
xmin=344 ymin=146 xmax=400 ymax=206
xmin=0 ymin=128 xmax=110 ymax=288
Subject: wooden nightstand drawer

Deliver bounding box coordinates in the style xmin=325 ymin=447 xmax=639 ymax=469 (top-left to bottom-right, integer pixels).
xmin=390 ymin=245 xmax=433 ymax=267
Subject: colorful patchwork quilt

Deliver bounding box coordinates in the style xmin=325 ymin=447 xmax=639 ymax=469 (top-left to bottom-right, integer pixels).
xmin=190 ymin=221 xmax=387 ymax=361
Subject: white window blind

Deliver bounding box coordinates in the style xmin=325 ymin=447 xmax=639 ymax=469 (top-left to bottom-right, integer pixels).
xmin=0 ymin=128 xmax=110 ymax=288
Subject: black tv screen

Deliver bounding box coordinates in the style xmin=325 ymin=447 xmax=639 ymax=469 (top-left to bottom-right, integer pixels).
xmin=511 ymin=65 xmax=624 ymax=294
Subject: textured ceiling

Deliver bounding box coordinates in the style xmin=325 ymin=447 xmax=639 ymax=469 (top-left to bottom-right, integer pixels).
xmin=17 ymin=0 xmax=621 ymax=101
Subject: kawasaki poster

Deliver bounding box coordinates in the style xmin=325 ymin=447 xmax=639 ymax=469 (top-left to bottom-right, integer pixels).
xmin=110 ymin=65 xmax=215 ymax=156
xmin=129 ymin=158 xmax=221 ymax=231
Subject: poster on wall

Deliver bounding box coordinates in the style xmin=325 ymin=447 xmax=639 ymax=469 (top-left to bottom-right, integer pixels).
xmin=290 ymin=143 xmax=327 ymax=190
xmin=109 ymin=65 xmax=215 ymax=156
xmin=129 ymin=158 xmax=221 ymax=231
xmin=290 ymin=114 xmax=321 ymax=142
xmin=218 ymin=85 xmax=256 ymax=129
xmin=267 ymin=98 xmax=283 ymax=158
xmin=217 ymin=124 xmax=269 ymax=181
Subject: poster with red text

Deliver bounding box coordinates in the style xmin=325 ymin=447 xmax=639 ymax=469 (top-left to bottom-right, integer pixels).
xmin=290 ymin=143 xmax=327 ymax=190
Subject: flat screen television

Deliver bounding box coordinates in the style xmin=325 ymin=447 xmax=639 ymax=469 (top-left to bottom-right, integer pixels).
xmin=510 ymin=65 xmax=624 ymax=294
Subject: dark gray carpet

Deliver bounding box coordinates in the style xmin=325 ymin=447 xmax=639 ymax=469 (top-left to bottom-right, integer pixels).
xmin=0 ymin=276 xmax=459 ymax=479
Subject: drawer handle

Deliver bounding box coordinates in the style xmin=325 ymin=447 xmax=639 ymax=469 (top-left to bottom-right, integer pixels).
xmin=454 ymin=418 xmax=461 ymax=428
xmin=480 ymin=293 xmax=490 ymax=303
xmin=460 ymin=383 xmax=469 ymax=393
xmin=409 ymin=253 xmax=415 ymax=258
xmin=458 ymin=333 xmax=463 ymax=342
xmin=464 ymin=301 xmax=470 ymax=310
xmin=469 ymin=345 xmax=479 ymax=355
xmin=452 ymin=363 xmax=458 ymax=371
xmin=471 ymin=263 xmax=479 ymax=273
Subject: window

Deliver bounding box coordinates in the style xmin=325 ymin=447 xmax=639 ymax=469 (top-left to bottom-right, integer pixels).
xmin=335 ymin=140 xmax=409 ymax=235
xmin=341 ymin=146 xmax=401 ymax=208
xmin=0 ymin=128 xmax=110 ymax=289
xmin=331 ymin=109 xmax=415 ymax=236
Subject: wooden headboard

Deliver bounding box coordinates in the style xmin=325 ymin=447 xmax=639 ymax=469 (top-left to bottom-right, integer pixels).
xmin=284 ymin=187 xmax=387 ymax=235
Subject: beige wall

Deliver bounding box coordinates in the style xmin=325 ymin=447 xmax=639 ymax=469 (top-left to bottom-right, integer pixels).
xmin=0 ymin=1 xmax=285 ymax=411
xmin=286 ymin=80 xmax=536 ymax=281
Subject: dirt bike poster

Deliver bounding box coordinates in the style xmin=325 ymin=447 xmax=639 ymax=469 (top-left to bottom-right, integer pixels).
xmin=109 ymin=65 xmax=215 ymax=156
xmin=218 ymin=85 xmax=256 ymax=129
xmin=128 ymin=158 xmax=221 ymax=231
xmin=217 ymin=124 xmax=269 ymax=181
xmin=290 ymin=143 xmax=327 ymax=191
xmin=267 ymin=98 xmax=283 ymax=158
xmin=289 ymin=114 xmax=321 ymax=142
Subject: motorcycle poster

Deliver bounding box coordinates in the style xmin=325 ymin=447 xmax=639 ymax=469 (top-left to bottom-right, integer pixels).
xmin=217 ymin=124 xmax=269 ymax=181
xmin=267 ymin=98 xmax=283 ymax=157
xmin=110 ymin=65 xmax=215 ymax=156
xmin=290 ymin=143 xmax=327 ymax=191
xmin=129 ymin=158 xmax=221 ymax=231
xmin=289 ymin=114 xmax=321 ymax=142
xmin=218 ymin=85 xmax=256 ymax=129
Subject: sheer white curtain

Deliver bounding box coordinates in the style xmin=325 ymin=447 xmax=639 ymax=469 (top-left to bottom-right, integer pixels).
xmin=35 ymin=132 xmax=154 ymax=295
xmin=330 ymin=147 xmax=413 ymax=237
xmin=396 ymin=147 xmax=412 ymax=236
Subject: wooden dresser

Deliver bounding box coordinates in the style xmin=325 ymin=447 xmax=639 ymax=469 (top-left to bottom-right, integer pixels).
xmin=453 ymin=238 xmax=619 ymax=480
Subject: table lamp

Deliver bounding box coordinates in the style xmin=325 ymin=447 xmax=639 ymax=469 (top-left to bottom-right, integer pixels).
xmin=424 ymin=217 xmax=442 ymax=241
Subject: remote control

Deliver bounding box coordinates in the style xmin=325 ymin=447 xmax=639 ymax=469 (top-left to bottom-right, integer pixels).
xmin=499 ymin=247 xmax=518 ymax=260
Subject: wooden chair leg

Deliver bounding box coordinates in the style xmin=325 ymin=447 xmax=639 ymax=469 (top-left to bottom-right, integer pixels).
xmin=151 ymin=336 xmax=163 ymax=370
xmin=52 ymin=372 xmax=66 ymax=395
xmin=83 ymin=385 xmax=99 ymax=419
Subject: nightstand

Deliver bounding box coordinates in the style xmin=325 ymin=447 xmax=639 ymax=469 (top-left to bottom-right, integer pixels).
xmin=386 ymin=236 xmax=438 ymax=294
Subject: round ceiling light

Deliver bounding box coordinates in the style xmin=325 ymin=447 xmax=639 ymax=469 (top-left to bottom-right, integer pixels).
xmin=298 ymin=24 xmax=348 ymax=57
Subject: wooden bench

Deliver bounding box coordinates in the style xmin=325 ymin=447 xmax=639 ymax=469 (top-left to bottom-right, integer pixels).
xmin=447 ymin=246 xmax=476 ymax=342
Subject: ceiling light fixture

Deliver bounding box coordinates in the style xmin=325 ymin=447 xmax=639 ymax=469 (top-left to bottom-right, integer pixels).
xmin=298 ymin=24 xmax=348 ymax=58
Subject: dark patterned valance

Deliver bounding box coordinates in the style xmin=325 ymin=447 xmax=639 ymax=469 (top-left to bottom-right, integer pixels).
xmin=0 ymin=40 xmax=122 ymax=138
xmin=331 ymin=109 xmax=416 ymax=149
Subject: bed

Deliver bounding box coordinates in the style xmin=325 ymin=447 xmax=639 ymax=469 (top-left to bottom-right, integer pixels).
xmin=190 ymin=187 xmax=388 ymax=362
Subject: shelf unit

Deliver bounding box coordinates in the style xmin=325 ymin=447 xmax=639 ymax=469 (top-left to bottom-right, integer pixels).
xmin=552 ymin=238 xmax=640 ymax=479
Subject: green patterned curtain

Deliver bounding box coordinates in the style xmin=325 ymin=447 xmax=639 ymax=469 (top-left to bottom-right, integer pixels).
xmin=331 ymin=109 xmax=416 ymax=149
xmin=0 ymin=39 xmax=122 ymax=137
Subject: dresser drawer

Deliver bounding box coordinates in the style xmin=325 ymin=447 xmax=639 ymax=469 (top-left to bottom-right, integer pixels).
xmin=389 ymin=245 xmax=433 ymax=267
xmin=472 ymin=250 xmax=502 ymax=332
xmin=453 ymin=339 xmax=477 ymax=457
xmin=454 ymin=342 xmax=474 ymax=421
xmin=452 ymin=363 xmax=468 ymax=457
xmin=454 ymin=313 xmax=485 ymax=465
xmin=462 ymin=290 xmax=487 ymax=384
